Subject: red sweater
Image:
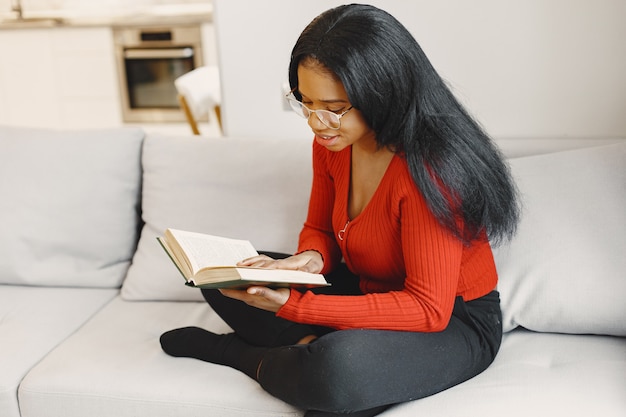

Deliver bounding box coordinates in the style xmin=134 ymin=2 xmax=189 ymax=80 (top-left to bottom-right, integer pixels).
xmin=277 ymin=141 xmax=498 ymax=332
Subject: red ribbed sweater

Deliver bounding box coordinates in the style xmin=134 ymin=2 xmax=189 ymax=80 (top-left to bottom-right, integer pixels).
xmin=277 ymin=141 xmax=498 ymax=332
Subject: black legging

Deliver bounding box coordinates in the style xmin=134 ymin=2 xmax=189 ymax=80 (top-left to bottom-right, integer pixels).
xmin=201 ymin=262 xmax=502 ymax=414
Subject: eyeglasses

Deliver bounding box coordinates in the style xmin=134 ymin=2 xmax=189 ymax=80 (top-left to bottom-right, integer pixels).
xmin=285 ymin=91 xmax=353 ymax=130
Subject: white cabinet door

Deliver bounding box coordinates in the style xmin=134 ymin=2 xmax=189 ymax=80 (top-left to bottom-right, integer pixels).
xmin=0 ymin=29 xmax=58 ymax=127
xmin=0 ymin=26 xmax=121 ymax=129
xmin=52 ymin=27 xmax=122 ymax=129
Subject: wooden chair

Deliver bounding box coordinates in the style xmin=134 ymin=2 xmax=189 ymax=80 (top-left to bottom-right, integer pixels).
xmin=175 ymin=66 xmax=222 ymax=135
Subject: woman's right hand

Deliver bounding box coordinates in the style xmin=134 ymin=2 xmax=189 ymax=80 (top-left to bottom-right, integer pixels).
xmin=237 ymin=250 xmax=324 ymax=274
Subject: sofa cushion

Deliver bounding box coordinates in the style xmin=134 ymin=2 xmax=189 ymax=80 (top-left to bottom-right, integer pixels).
xmin=18 ymin=297 xmax=303 ymax=417
xmin=0 ymin=126 xmax=144 ymax=288
xmin=381 ymin=329 xmax=626 ymax=417
xmin=17 ymin=299 xmax=626 ymax=417
xmin=493 ymin=142 xmax=626 ymax=336
xmin=121 ymin=134 xmax=312 ymax=301
xmin=0 ymin=286 xmax=118 ymax=417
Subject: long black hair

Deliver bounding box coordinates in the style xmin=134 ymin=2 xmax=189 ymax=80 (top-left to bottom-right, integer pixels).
xmin=289 ymin=4 xmax=520 ymax=245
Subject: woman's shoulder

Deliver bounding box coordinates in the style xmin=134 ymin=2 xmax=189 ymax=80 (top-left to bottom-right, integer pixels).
xmin=380 ymin=153 xmax=421 ymax=198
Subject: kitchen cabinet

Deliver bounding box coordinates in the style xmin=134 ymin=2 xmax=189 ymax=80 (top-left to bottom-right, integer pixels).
xmin=0 ymin=21 xmax=216 ymax=130
xmin=0 ymin=26 xmax=122 ymax=129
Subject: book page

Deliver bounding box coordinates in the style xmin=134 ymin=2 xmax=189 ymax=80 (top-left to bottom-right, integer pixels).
xmin=168 ymin=229 xmax=258 ymax=274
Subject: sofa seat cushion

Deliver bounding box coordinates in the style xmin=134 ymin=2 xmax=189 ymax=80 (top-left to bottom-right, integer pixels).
xmin=0 ymin=126 xmax=144 ymax=288
xmin=380 ymin=329 xmax=626 ymax=416
xmin=0 ymin=285 xmax=117 ymax=417
xmin=18 ymin=296 xmax=302 ymax=417
xmin=18 ymin=297 xmax=626 ymax=417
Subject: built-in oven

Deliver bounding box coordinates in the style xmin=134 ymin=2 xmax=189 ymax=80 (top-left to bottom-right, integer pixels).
xmin=113 ymin=25 xmax=204 ymax=123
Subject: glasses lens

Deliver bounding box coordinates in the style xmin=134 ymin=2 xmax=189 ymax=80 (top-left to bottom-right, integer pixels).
xmin=286 ymin=96 xmax=342 ymax=129
xmin=316 ymin=110 xmax=340 ymax=129
xmin=287 ymin=98 xmax=309 ymax=119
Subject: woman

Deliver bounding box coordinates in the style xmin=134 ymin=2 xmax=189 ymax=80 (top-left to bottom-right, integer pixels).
xmin=160 ymin=4 xmax=520 ymax=416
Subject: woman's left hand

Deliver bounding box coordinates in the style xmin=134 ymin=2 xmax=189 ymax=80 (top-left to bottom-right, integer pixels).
xmin=219 ymin=286 xmax=291 ymax=313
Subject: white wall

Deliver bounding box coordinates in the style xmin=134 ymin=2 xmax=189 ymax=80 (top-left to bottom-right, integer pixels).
xmin=214 ymin=0 xmax=626 ymax=140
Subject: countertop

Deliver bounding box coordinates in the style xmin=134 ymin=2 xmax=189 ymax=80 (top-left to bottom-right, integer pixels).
xmin=0 ymin=4 xmax=212 ymax=30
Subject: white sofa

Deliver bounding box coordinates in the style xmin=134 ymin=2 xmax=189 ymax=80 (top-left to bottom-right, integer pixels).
xmin=1 ymin=126 xmax=625 ymax=417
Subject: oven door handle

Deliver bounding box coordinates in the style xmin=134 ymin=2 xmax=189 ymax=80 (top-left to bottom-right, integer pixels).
xmin=124 ymin=48 xmax=194 ymax=59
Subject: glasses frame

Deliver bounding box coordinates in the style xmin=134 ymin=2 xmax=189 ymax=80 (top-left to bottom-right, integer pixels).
xmin=285 ymin=90 xmax=353 ymax=130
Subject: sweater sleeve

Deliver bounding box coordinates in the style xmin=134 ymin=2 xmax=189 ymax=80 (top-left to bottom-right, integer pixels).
xmin=278 ymin=218 xmax=464 ymax=332
xmin=296 ymin=142 xmax=343 ymax=274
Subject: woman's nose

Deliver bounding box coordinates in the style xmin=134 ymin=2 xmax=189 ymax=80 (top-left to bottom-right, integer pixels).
xmin=307 ymin=112 xmax=326 ymax=130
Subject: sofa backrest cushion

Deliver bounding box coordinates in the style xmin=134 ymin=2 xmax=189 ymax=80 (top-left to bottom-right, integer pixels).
xmin=0 ymin=126 xmax=144 ymax=288
xmin=121 ymin=134 xmax=312 ymax=301
xmin=494 ymin=142 xmax=626 ymax=336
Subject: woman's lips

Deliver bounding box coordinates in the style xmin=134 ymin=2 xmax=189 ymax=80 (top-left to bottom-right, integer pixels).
xmin=315 ymin=134 xmax=339 ymax=147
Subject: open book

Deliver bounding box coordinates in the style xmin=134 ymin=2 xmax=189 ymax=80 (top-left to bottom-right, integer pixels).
xmin=157 ymin=228 xmax=329 ymax=289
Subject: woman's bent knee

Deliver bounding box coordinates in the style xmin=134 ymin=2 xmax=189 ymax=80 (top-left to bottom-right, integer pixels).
xmin=259 ymin=331 xmax=383 ymax=412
